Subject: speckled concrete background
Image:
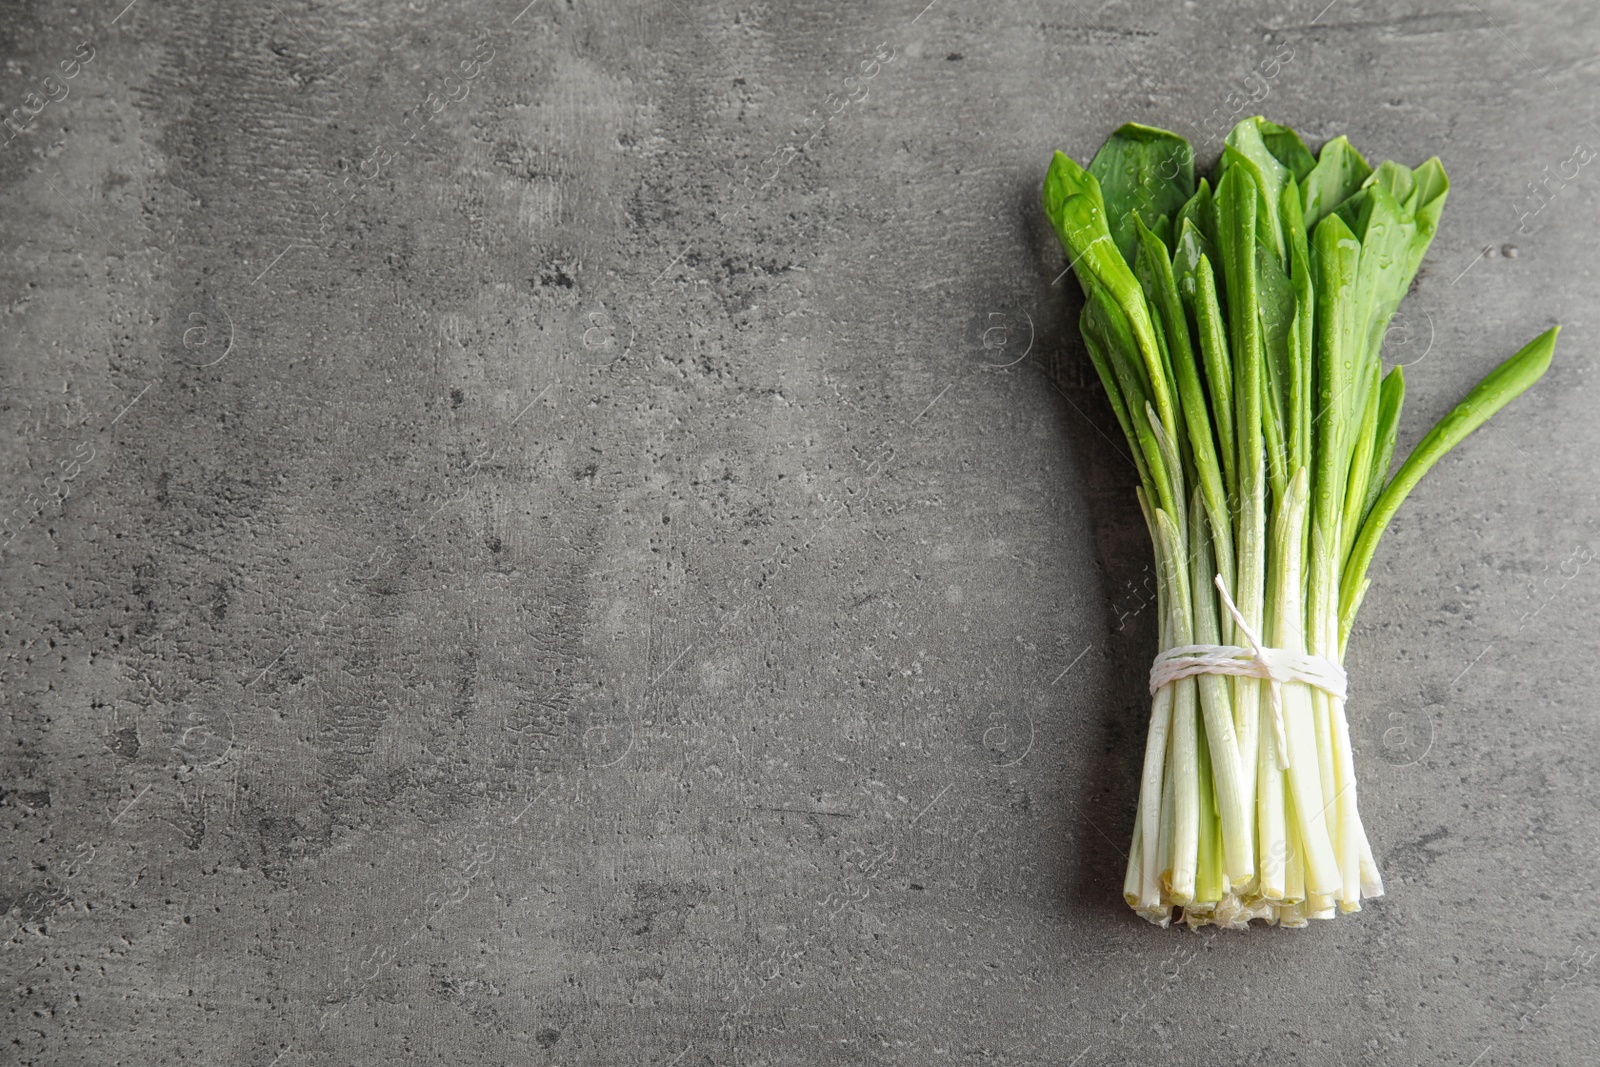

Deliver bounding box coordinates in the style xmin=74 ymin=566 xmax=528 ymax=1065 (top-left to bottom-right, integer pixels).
xmin=2 ymin=0 xmax=1596 ymax=1063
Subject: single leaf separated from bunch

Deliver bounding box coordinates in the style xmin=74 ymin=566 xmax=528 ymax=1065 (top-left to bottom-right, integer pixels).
xmin=1043 ymin=116 xmax=1557 ymax=928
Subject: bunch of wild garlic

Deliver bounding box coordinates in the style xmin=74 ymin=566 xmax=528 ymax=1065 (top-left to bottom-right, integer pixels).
xmin=1043 ymin=116 xmax=1557 ymax=928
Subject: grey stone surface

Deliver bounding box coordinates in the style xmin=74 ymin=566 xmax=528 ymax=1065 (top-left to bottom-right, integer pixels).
xmin=2 ymin=0 xmax=1597 ymax=1063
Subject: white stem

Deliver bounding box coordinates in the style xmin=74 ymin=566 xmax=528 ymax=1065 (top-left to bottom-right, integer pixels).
xmin=1283 ymin=787 xmax=1306 ymax=904
xmin=1358 ymin=825 xmax=1385 ymax=899
xmin=1272 ymin=468 xmax=1341 ymax=896
xmin=1313 ymin=689 xmax=1338 ymax=837
xmin=1169 ymin=677 xmax=1200 ymax=904
xmin=1141 ymin=685 xmax=1174 ymax=912
xmin=1189 ymin=496 xmax=1254 ymax=884
xmin=1257 ymin=715 xmax=1286 ymax=900
xmin=1158 ymin=730 xmax=1177 ymax=892
xmin=1330 ymin=693 xmax=1365 ymax=908
xmin=1277 ymin=899 xmax=1308 ymax=928
xmin=1233 ymin=675 xmax=1260 ymax=849
xmin=1234 ymin=449 xmax=1267 ymax=854
xmin=1328 ymin=601 xmax=1373 ymax=909
xmin=1124 ymin=809 xmax=1145 ymax=911
xmin=1132 ymin=487 xmax=1171 ymax=918
xmin=1153 ymin=508 xmax=1200 ymax=905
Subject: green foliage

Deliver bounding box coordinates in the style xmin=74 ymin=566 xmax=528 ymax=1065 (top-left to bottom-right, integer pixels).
xmin=1043 ymin=115 xmax=1557 ymax=928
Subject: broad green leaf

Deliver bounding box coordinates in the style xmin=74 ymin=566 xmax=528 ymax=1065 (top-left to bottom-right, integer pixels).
xmin=1044 ymin=149 xmax=1104 ymax=215
xmin=1344 ymin=182 xmax=1420 ymax=380
xmin=1087 ymin=123 xmax=1197 ymax=268
xmin=1220 ymin=117 xmax=1293 ymax=264
xmin=1364 ymin=160 xmax=1415 ymax=209
xmin=1405 ymin=157 xmax=1449 ymax=276
xmin=1259 ymin=120 xmax=1317 ymax=183
xmin=1301 ymin=135 xmax=1373 ymax=230
xmin=1407 ymin=157 xmax=1449 ymax=214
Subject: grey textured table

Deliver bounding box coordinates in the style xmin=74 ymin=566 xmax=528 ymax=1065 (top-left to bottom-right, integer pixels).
xmin=2 ymin=1 xmax=1597 ymax=1064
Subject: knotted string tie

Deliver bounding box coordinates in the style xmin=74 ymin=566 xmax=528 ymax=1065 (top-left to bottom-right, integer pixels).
xmin=1147 ymin=574 xmax=1348 ymax=770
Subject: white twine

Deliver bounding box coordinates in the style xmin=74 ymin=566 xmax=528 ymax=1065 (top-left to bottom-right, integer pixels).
xmin=1147 ymin=575 xmax=1348 ymax=771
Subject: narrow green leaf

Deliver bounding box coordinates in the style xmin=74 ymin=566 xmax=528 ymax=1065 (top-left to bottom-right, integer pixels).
xmin=1082 ymin=281 xmax=1152 ymax=409
xmin=1338 ymin=361 xmax=1383 ymax=566
xmin=1218 ymin=166 xmax=1265 ymax=492
xmin=1082 ymin=327 xmax=1153 ymax=492
xmin=1173 ymin=217 xmax=1208 ymax=305
xmin=1339 ymin=327 xmax=1559 ymax=637
xmin=1257 ymin=238 xmax=1296 ymax=499
xmin=1192 ymin=255 xmax=1238 ymax=501
xmin=1260 ymin=342 xmax=1288 ymax=507
xmin=1282 ymin=178 xmax=1314 ymax=480
xmin=1150 ymin=405 xmax=1190 ymax=539
xmin=1136 ymin=214 xmax=1236 ymax=588
xmin=1358 ymin=365 xmax=1406 ymax=536
xmin=1083 ymin=284 xmax=1175 ymax=518
xmin=1218 ymin=163 xmax=1270 ymax=659
xmin=1176 ymin=179 xmax=1221 ymax=260
xmin=1135 ymin=218 xmax=1193 ymax=468
xmin=1043 ymin=185 xmax=1182 ymax=451
xmin=1309 ymin=212 xmax=1362 ymax=555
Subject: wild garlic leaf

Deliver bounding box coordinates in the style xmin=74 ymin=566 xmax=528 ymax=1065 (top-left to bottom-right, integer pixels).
xmin=1300 ymin=135 xmax=1373 ymax=230
xmin=1087 ymin=122 xmax=1197 ymax=268
xmin=1258 ymin=120 xmax=1317 ymax=182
